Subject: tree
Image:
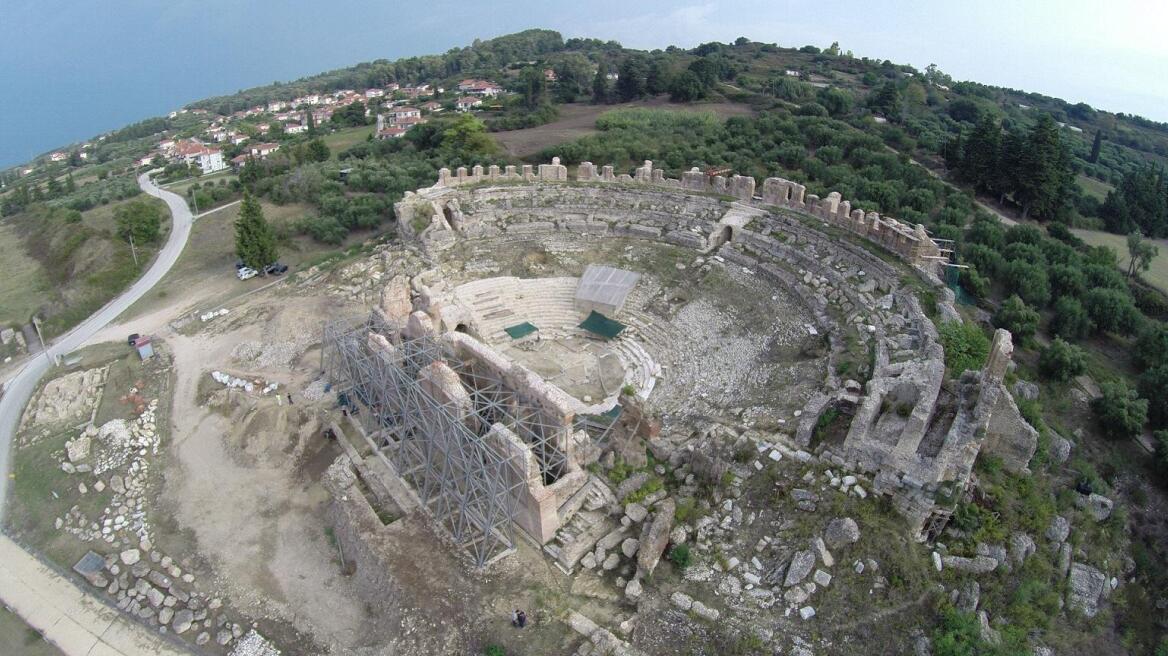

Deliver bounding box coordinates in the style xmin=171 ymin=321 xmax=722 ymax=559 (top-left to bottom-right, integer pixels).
xmin=1134 ymin=321 xmax=1168 ymax=370
xmin=993 ymin=295 xmax=1040 ymax=340
xmin=817 ymin=87 xmax=853 ymax=117
xmin=306 ymin=110 xmax=317 ymax=136
xmin=1050 ymin=296 xmax=1092 ymax=340
xmin=1001 ymin=260 xmax=1051 ymax=307
xmin=552 ymin=54 xmax=593 ymax=102
xmin=1100 ymin=166 xmax=1168 ymax=237
xmin=115 ymin=199 xmax=163 ymax=244
xmin=646 ymin=58 xmax=673 ymax=95
xmin=234 ymin=194 xmax=278 ymax=270
xmin=1083 ymin=287 xmax=1140 ymax=335
xmin=1013 ymin=114 xmax=1074 ymax=221
xmin=1140 ymin=365 xmax=1168 ymax=428
xmin=1154 ymin=430 xmax=1168 ymax=479
xmin=332 ymin=101 xmax=368 ymax=127
xmin=867 ymin=82 xmax=901 ymax=120
xmin=591 ymin=67 xmax=609 ymax=104
xmin=518 ymin=66 xmax=546 ymax=109
xmin=1126 ymin=231 xmax=1160 ymax=278
xmin=302 ymin=138 xmax=331 ymax=163
xmin=1089 ymin=130 xmax=1103 ymax=163
xmin=1091 ymin=380 xmax=1148 ymax=440
xmin=994 ymin=130 xmax=1026 ymax=204
xmin=668 ymin=71 xmax=705 ymax=102
xmin=616 ymin=56 xmax=648 ymax=101
xmin=440 ymin=113 xmax=498 ymax=158
xmin=1039 ymin=338 xmax=1086 ymax=381
xmin=959 ymin=114 xmax=1000 ymax=192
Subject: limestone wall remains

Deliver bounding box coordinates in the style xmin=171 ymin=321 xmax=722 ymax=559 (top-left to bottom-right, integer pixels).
xmin=400 ymin=159 xmax=942 ymax=267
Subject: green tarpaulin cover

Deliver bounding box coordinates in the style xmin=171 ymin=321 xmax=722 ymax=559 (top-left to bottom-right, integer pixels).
xmin=578 ymin=311 xmax=626 ymax=339
xmin=504 ymin=322 xmax=539 ymax=339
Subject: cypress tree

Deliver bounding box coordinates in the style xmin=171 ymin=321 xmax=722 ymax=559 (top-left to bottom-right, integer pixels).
xmin=1089 ymin=130 xmax=1103 ymax=164
xmin=235 ymin=194 xmax=279 ymax=270
xmin=959 ymin=114 xmax=1000 ymax=192
xmin=592 ymin=68 xmax=608 ymax=104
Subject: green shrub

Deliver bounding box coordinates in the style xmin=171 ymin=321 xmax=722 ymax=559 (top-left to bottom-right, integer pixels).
xmin=484 ymin=645 xmax=506 ymax=656
xmin=1091 ymin=380 xmax=1149 ymax=440
xmin=1154 ymin=430 xmax=1168 ymax=481
xmin=993 ymin=295 xmax=1040 ymax=340
xmin=668 ymin=543 xmax=692 ymax=569
xmin=938 ymin=321 xmax=990 ymax=375
xmin=1038 ymin=338 xmax=1086 ymax=381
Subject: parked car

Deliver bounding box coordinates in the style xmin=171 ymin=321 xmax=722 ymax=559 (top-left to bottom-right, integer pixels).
xmin=264 ymin=262 xmax=288 ymax=275
xmin=236 ymin=266 xmax=258 ymax=281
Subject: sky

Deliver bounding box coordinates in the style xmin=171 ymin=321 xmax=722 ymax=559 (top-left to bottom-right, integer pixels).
xmin=2 ymin=0 xmax=1166 ymax=169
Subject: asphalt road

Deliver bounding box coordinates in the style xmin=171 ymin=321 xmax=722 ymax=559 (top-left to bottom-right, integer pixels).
xmin=0 ymin=171 xmax=192 ymax=523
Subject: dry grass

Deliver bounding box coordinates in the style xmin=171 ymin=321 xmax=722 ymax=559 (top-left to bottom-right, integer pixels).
xmin=1076 ymin=174 xmax=1114 ymax=201
xmin=1072 ymin=228 xmax=1168 ymax=294
xmin=0 ymin=221 xmax=48 ymax=327
xmin=322 ymin=126 xmax=373 ymax=156
xmin=492 ymin=99 xmax=756 ymax=158
xmin=121 ymin=200 xmax=358 ymax=320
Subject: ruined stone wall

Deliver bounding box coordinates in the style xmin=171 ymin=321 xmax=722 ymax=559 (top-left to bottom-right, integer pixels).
xmin=397 ymin=159 xmax=943 ymax=268
xmin=322 ymin=456 xmax=408 ymax=621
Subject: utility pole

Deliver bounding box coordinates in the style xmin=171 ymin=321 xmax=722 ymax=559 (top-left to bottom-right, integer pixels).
xmin=128 ymin=232 xmax=138 ymax=267
xmin=31 ymin=316 xmax=50 ymax=365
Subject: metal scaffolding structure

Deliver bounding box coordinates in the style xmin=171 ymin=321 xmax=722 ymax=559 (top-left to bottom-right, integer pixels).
xmin=321 ymin=312 xmax=575 ymax=567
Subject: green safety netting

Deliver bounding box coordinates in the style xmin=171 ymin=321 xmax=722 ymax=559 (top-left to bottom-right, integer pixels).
xmin=578 ymin=311 xmax=626 ymax=339
xmin=504 ymin=322 xmax=539 ymax=339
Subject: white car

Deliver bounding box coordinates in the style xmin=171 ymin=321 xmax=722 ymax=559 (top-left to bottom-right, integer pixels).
xmin=236 ymin=266 xmax=258 ymax=281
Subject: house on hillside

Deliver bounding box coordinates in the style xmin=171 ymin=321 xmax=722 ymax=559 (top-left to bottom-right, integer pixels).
xmin=390 ymin=106 xmax=421 ymax=120
xmin=284 ymin=122 xmax=307 ymax=135
xmin=457 ymin=79 xmax=502 ymax=97
xmin=49 ymin=151 xmax=67 ymax=162
xmin=544 ymin=68 xmax=557 ymax=82
xmin=249 ymin=143 xmax=280 ymax=158
xmin=174 ymin=140 xmax=227 ymax=174
xmin=456 ymin=96 xmax=483 ymax=112
xmin=420 ymin=101 xmax=443 ymax=113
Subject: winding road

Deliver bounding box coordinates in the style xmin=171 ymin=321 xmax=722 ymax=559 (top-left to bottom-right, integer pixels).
xmin=0 ymin=172 xmax=194 ymax=655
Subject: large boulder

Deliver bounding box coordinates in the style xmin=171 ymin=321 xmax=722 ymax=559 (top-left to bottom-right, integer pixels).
xmin=1067 ymin=562 xmax=1107 ymax=617
xmin=1008 ymin=533 xmax=1036 ymax=566
xmin=784 ymin=550 xmax=816 ymax=587
xmin=824 ymin=517 xmax=860 ymax=548
xmin=955 ymin=580 xmax=980 ymax=613
xmin=941 ymin=555 xmax=999 ymax=574
xmin=1050 ymin=435 xmax=1072 ymax=464
xmin=636 ymin=498 xmax=675 ymax=577
xmin=1075 ymin=493 xmax=1113 ymax=522
xmin=1045 ymin=515 xmax=1070 ymax=544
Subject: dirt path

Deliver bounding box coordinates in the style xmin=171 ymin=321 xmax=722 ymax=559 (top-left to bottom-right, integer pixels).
xmin=159 ymin=298 xmax=380 ymax=654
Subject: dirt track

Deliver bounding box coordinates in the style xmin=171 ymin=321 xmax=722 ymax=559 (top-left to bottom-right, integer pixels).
xmin=159 ymin=295 xmax=384 ymax=654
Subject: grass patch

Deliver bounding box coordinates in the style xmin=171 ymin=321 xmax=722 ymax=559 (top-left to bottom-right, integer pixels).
xmin=1072 ymin=228 xmax=1168 ymax=295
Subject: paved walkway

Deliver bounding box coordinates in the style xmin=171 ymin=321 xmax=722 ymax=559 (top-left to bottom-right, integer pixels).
xmin=0 ymin=537 xmax=191 ymax=655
